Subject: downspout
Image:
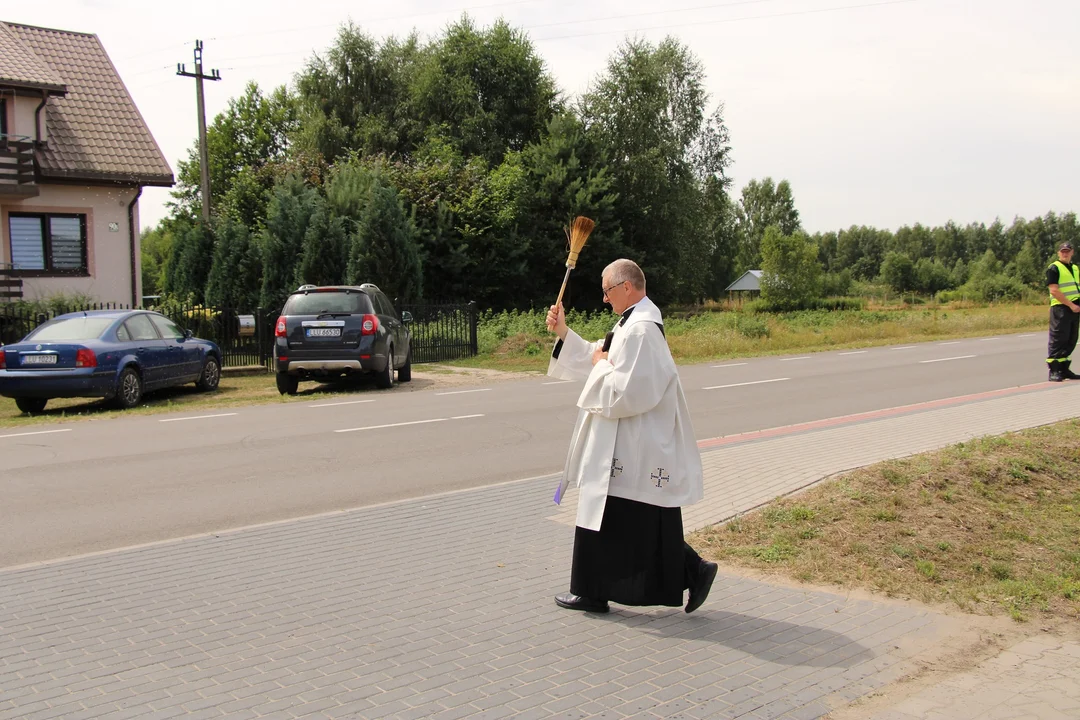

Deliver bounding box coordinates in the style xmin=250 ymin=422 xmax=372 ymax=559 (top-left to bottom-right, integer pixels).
xmin=127 ymin=187 xmax=142 ymax=307
xmin=33 ymin=90 xmax=47 ymax=143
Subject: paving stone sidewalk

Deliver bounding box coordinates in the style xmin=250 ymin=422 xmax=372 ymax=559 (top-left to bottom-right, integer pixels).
xmin=860 ymin=635 xmax=1080 ymax=720
xmin=1 ymin=383 xmax=1078 ymax=719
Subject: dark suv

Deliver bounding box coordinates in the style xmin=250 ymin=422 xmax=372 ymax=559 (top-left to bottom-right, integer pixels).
xmin=274 ymin=284 xmax=413 ymax=395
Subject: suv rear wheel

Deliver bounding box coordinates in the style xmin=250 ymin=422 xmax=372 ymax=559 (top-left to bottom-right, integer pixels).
xmin=398 ymin=347 xmax=412 ymax=382
xmin=376 ymin=345 xmax=394 ymax=389
xmin=276 ymin=371 xmax=299 ymax=396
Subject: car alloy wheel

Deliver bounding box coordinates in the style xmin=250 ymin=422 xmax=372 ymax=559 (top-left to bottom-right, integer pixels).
xmin=197 ymin=356 xmax=221 ymax=391
xmin=117 ymin=368 xmax=143 ymax=409
xmin=377 ymin=345 xmax=394 ymax=389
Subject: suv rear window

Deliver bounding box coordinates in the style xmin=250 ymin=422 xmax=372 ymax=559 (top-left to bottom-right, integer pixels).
xmin=283 ymin=291 xmax=373 ymax=315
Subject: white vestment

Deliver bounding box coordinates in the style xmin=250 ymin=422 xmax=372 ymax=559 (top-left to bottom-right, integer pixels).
xmin=548 ymin=297 xmax=704 ymax=531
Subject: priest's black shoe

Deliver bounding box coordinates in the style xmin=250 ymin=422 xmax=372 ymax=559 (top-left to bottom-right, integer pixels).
xmin=685 ymin=560 xmax=718 ymax=614
xmin=554 ymin=592 xmax=609 ymax=613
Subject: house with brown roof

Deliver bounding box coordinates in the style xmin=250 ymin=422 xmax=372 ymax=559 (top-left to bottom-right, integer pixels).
xmin=0 ymin=20 xmax=173 ymax=306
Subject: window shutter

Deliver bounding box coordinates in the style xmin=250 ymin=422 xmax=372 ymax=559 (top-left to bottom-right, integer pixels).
xmin=49 ymin=217 xmax=84 ymax=270
xmin=9 ymin=216 xmax=45 ymax=270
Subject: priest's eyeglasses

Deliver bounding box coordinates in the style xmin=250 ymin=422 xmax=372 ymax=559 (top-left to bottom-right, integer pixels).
xmin=602 ymin=280 xmax=627 ymax=298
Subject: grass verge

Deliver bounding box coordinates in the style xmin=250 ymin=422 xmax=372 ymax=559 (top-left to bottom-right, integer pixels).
xmin=462 ymin=303 xmax=1046 ymax=373
xmin=690 ymin=419 xmax=1080 ymax=623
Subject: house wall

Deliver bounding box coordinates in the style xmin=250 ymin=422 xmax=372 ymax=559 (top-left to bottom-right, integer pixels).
xmin=1 ymin=184 xmax=140 ymax=305
xmin=10 ymin=93 xmax=46 ymax=141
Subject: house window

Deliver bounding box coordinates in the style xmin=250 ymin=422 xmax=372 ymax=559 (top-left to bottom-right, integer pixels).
xmin=8 ymin=213 xmax=88 ymax=274
xmin=0 ymin=99 xmax=7 ymax=136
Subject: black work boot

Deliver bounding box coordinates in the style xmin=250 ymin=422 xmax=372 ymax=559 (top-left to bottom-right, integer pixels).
xmin=1061 ymin=361 xmax=1080 ymax=380
xmin=1049 ymin=361 xmax=1065 ymax=382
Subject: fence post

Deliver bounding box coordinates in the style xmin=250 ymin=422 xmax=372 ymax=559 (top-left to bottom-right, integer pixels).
xmin=468 ymin=301 xmax=478 ymax=357
xmin=256 ymin=307 xmax=266 ymax=368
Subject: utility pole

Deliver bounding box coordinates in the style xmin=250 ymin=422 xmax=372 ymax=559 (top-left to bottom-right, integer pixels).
xmin=176 ymin=40 xmax=221 ymax=225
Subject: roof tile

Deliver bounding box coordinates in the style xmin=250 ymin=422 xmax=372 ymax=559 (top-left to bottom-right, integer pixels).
xmin=1 ymin=21 xmax=173 ymax=185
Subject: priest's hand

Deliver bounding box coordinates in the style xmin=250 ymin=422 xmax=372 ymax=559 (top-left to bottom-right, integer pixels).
xmin=547 ymin=303 xmax=568 ymax=340
xmin=592 ymin=348 xmax=608 ymax=365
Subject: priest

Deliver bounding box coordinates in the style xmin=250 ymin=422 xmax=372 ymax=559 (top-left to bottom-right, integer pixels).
xmin=546 ymin=258 xmax=718 ymax=614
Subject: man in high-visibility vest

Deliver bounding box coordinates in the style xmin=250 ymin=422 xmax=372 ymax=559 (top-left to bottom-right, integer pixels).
xmin=1047 ymin=242 xmax=1080 ymax=382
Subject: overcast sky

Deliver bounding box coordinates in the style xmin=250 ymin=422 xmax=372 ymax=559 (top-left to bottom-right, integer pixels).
xmin=8 ymin=0 xmax=1079 ymax=234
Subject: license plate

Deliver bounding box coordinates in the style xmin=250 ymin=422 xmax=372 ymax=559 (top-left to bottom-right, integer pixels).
xmin=22 ymin=354 xmax=57 ymax=365
xmin=306 ymin=328 xmax=341 ymax=338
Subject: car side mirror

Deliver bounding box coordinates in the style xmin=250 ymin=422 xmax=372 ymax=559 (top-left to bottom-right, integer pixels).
xmin=183 ymin=328 xmax=193 ymax=340
xmin=401 ymin=311 xmax=413 ymax=324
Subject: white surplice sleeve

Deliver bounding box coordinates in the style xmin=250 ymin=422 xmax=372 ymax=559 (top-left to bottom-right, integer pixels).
xmin=547 ymin=328 xmax=602 ymax=381
xmin=576 ymin=324 xmax=672 ymax=420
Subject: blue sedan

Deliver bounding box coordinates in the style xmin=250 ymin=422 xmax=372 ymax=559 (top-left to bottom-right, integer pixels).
xmin=0 ymin=310 xmax=222 ymax=414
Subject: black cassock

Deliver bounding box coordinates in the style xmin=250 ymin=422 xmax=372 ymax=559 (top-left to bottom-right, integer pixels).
xmin=570 ymin=495 xmax=704 ymax=607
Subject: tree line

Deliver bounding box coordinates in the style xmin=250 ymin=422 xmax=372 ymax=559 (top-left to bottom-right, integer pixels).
xmin=142 ymin=16 xmax=1078 ymax=313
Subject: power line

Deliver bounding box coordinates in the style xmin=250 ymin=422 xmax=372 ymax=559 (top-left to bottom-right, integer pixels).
xmin=525 ymin=0 xmax=784 ymax=32
xmin=130 ymin=0 xmax=919 ymax=88
xmin=533 ymin=0 xmax=919 ymax=42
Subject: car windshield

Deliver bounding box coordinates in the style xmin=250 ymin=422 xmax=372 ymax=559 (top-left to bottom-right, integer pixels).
xmin=28 ymin=317 xmax=115 ymax=341
xmin=284 ymin=291 xmax=372 ymax=315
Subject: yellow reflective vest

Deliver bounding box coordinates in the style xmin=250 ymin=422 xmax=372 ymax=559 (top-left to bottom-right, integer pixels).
xmin=1050 ymin=261 xmax=1080 ymax=306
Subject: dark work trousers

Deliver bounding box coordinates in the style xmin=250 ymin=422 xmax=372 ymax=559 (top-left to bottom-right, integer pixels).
xmin=1048 ymin=305 xmax=1080 ymax=369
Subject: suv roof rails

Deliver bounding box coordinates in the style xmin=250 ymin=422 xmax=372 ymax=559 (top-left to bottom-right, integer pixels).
xmin=359 ymin=283 xmax=381 ymax=292
xmin=296 ymin=284 xmax=318 ymax=293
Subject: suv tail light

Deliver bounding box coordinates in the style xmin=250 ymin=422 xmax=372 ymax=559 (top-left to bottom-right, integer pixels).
xmin=0 ymin=350 xmax=5 ymax=370
xmin=75 ymin=348 xmax=97 ymax=368
xmin=361 ymin=314 xmax=379 ymax=335
xmin=275 ymin=316 xmax=287 ymax=337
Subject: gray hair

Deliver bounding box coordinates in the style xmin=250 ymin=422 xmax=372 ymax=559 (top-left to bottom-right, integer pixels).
xmin=602 ymin=259 xmax=646 ymax=291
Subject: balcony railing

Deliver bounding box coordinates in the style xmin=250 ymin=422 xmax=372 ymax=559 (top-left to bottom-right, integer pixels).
xmin=0 ymin=135 xmax=36 ymax=187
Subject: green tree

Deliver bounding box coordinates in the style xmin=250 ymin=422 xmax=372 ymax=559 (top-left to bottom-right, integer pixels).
xmin=412 ymin=17 xmax=560 ymax=166
xmin=912 ymin=257 xmax=953 ymax=294
xmin=1011 ymin=240 xmax=1043 ymax=287
xmin=734 ymin=178 xmax=800 ymax=273
xmin=162 ymin=220 xmax=213 ymax=303
xmin=140 ymin=223 xmax=174 ymax=298
xmin=295 ymin=205 xmax=348 ymax=288
xmin=205 ymin=216 xmax=262 ymax=309
xmin=344 ymin=179 xmax=424 ymax=303
xmin=517 ymin=112 xmax=623 ymax=309
xmin=881 ymin=251 xmax=915 ymax=293
xmin=580 ymin=36 xmax=732 ymax=304
xmin=759 ymin=226 xmax=822 ymax=311
xmin=260 ymin=176 xmax=324 ymax=310
xmin=836 ymin=225 xmax=890 ymax=280
xmin=171 ymin=82 xmax=298 ymax=222
xmin=294 ymin=24 xmax=424 ymax=163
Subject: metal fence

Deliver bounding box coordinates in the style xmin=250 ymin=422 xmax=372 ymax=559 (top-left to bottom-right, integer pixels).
xmin=397 ymin=301 xmax=479 ymax=364
xmin=0 ymin=300 xmax=478 ymax=370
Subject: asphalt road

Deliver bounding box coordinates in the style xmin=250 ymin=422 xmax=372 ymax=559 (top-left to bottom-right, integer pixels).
xmin=0 ymin=331 xmax=1050 ymax=568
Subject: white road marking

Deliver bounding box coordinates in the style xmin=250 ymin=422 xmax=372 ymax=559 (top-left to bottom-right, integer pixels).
xmin=704 ymin=378 xmax=790 ymax=391
xmin=712 ymin=363 xmax=748 ymax=368
xmin=891 ymin=346 xmax=916 ymax=350
xmin=979 ymin=337 xmax=999 ymax=341
xmin=542 ymin=380 xmax=573 ymax=385
xmin=920 ymin=355 xmax=977 ymax=364
xmin=780 ymin=356 xmax=811 ymax=362
xmin=436 ymin=388 xmax=492 ymax=396
xmin=0 ymin=428 xmax=72 ymax=440
xmin=838 ymin=351 xmax=868 ymax=356
xmin=1018 ymin=334 xmax=1038 ymax=338
xmin=308 ymin=399 xmax=376 ymax=408
xmin=336 ymin=414 xmax=484 ymax=433
xmin=939 ymin=341 xmax=961 ymax=345
xmin=159 ymin=413 xmax=238 ymax=423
